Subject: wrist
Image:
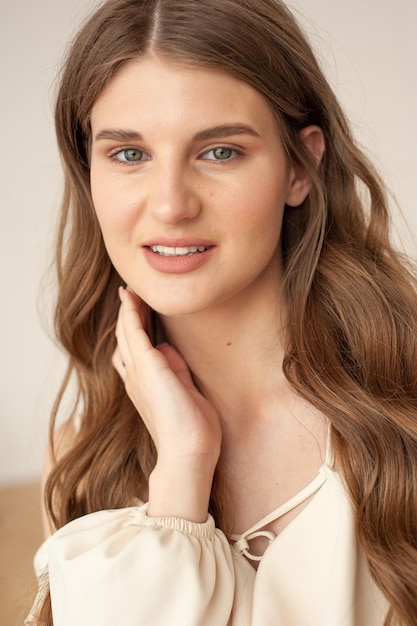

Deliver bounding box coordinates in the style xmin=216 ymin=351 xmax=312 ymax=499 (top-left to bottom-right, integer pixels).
xmin=147 ymin=456 xmax=217 ymax=522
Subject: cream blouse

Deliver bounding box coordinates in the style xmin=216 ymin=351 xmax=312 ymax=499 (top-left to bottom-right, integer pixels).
xmin=27 ymin=458 xmax=388 ymax=625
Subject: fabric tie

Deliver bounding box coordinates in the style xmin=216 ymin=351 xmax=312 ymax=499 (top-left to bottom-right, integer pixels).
xmin=233 ymin=530 xmax=277 ymax=562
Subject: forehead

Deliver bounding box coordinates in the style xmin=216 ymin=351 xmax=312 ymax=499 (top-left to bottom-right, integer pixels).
xmin=90 ymin=54 xmax=277 ymax=136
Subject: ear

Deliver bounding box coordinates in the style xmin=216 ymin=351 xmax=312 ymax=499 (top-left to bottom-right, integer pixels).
xmin=285 ymin=125 xmax=325 ymax=208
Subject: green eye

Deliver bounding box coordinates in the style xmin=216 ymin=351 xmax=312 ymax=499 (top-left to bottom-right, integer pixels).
xmin=111 ymin=148 xmax=150 ymax=164
xmin=118 ymin=148 xmax=144 ymax=162
xmin=203 ymin=147 xmax=239 ymax=161
xmin=212 ymin=147 xmax=233 ymax=160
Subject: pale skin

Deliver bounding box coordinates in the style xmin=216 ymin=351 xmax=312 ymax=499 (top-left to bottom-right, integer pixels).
xmin=45 ymin=54 xmax=328 ymax=560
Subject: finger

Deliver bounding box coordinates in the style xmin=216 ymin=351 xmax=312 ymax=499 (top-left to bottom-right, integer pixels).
xmin=157 ymin=343 xmax=195 ymax=388
xmin=119 ymin=289 xmax=155 ymax=362
xmin=115 ymin=288 xmax=149 ymax=369
xmin=122 ymin=287 xmax=151 ymax=333
xmin=114 ymin=297 xmax=130 ymax=364
xmin=112 ymin=345 xmax=126 ymax=381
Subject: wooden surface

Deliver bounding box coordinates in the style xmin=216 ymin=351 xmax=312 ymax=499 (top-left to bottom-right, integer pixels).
xmin=0 ymin=483 xmax=43 ymax=625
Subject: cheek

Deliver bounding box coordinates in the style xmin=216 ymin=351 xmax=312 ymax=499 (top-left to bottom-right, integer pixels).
xmin=90 ymin=171 xmax=135 ymax=234
xmin=233 ymin=180 xmax=287 ymax=234
xmin=90 ymin=169 xmax=111 ymax=224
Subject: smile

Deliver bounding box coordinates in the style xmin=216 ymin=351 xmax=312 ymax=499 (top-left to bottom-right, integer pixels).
xmin=150 ymin=245 xmax=209 ymax=257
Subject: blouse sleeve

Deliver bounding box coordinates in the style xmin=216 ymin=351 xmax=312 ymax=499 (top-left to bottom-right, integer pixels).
xmin=32 ymin=503 xmax=254 ymax=626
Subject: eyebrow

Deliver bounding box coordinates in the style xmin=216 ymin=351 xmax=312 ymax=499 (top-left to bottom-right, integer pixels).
xmin=93 ymin=123 xmax=261 ymax=143
xmin=94 ymin=128 xmax=143 ymax=142
xmin=193 ymin=124 xmax=261 ymax=141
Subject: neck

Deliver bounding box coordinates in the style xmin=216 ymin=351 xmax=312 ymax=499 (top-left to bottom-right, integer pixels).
xmin=160 ymin=286 xmax=289 ymax=434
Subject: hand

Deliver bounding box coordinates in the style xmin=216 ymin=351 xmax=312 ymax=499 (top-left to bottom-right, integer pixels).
xmin=112 ymin=287 xmax=222 ymax=521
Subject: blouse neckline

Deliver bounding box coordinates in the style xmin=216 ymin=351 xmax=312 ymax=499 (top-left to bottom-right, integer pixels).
xmin=231 ymin=424 xmax=333 ymax=562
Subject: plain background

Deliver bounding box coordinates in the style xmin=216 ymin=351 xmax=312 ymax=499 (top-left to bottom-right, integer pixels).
xmin=0 ymin=0 xmax=416 ymax=487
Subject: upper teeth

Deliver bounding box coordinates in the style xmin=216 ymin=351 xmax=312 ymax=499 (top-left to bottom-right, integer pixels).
xmin=150 ymin=245 xmax=208 ymax=256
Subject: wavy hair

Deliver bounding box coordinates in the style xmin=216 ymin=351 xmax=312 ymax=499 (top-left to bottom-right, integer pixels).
xmin=36 ymin=0 xmax=417 ymax=623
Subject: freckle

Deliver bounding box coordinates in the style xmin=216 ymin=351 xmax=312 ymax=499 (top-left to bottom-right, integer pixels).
xmin=226 ymin=342 xmax=232 ymax=347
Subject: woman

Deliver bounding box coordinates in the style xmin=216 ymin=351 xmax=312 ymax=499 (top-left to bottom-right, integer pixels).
xmin=28 ymin=0 xmax=417 ymax=624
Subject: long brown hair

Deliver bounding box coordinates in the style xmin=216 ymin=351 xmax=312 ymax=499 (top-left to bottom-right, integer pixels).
xmin=37 ymin=0 xmax=417 ymax=623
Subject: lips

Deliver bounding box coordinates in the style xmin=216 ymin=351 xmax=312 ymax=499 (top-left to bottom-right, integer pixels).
xmin=142 ymin=239 xmax=216 ymax=274
xmin=150 ymin=245 xmax=209 ymax=257
xmin=143 ymin=237 xmax=215 ymax=248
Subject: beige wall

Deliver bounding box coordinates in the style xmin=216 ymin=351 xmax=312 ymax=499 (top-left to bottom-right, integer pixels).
xmin=0 ymin=0 xmax=416 ymax=486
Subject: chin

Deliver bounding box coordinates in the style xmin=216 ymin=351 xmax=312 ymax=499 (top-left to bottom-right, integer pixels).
xmin=136 ymin=294 xmax=195 ymax=318
xmin=142 ymin=291 xmax=223 ymax=319
xmin=149 ymin=302 xmax=204 ymax=318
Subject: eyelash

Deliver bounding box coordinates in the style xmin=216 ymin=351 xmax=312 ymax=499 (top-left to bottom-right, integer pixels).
xmin=201 ymin=146 xmax=243 ymax=162
xmin=108 ymin=148 xmax=150 ymax=165
xmin=107 ymin=145 xmax=244 ymax=166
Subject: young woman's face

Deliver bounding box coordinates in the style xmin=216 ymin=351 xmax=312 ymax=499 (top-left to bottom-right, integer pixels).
xmin=90 ymin=55 xmax=310 ymax=317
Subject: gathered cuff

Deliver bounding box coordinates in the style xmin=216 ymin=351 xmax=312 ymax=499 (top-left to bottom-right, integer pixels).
xmin=130 ymin=502 xmax=216 ymax=539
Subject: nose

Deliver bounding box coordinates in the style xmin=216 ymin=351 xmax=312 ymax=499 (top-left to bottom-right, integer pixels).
xmin=147 ymin=162 xmax=202 ymax=224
